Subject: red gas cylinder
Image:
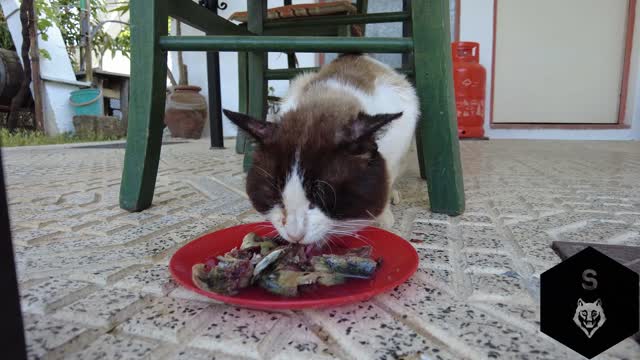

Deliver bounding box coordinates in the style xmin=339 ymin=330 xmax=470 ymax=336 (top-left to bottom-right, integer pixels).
xmin=452 ymin=42 xmax=486 ymax=138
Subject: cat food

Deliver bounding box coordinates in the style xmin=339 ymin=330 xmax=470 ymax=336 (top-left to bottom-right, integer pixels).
xmin=192 ymin=232 xmax=380 ymax=297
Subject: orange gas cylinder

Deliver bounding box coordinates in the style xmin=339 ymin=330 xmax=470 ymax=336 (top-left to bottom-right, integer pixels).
xmin=452 ymin=42 xmax=486 ymax=138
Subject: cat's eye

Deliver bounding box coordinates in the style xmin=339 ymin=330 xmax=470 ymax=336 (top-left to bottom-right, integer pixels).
xmin=308 ymin=203 xmax=316 ymax=210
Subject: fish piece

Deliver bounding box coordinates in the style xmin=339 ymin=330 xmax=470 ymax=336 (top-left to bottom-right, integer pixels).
xmin=240 ymin=232 xmax=277 ymax=255
xmin=253 ymin=248 xmax=285 ymax=277
xmin=192 ymin=257 xmax=253 ymax=295
xmin=345 ymin=246 xmax=373 ymax=258
xmin=192 ymin=236 xmax=380 ymax=298
xmin=311 ymin=254 xmax=378 ymax=278
xmin=258 ymin=270 xmax=301 ymax=297
xmin=258 ymin=270 xmax=347 ymax=297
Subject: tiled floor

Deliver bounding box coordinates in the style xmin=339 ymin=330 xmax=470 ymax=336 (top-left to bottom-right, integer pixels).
xmin=4 ymin=139 xmax=640 ymax=359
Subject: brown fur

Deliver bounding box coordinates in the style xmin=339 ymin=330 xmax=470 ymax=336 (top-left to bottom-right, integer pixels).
xmin=307 ymin=54 xmax=390 ymax=94
xmin=246 ymin=109 xmax=391 ymax=219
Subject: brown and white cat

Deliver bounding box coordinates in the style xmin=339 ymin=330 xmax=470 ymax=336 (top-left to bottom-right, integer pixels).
xmin=224 ymin=54 xmax=419 ymax=245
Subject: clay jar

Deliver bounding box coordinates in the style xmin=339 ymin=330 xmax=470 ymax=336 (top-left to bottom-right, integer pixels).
xmin=164 ymin=85 xmax=207 ymax=139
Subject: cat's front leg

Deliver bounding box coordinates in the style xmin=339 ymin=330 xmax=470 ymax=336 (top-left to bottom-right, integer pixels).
xmin=390 ymin=189 xmax=401 ymax=205
xmin=377 ymin=203 xmax=395 ymax=229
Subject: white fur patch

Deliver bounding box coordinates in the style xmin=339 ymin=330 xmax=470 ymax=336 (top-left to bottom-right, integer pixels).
xmin=267 ymin=160 xmax=334 ymax=244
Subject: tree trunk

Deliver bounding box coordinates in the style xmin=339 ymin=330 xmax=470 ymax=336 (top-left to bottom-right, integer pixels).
xmin=7 ymin=0 xmax=34 ymax=132
xmin=28 ymin=1 xmax=44 ymax=131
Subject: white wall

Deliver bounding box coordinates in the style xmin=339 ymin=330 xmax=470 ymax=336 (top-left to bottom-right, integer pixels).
xmin=460 ymin=0 xmax=640 ymax=140
xmin=171 ymin=0 xmax=319 ymax=138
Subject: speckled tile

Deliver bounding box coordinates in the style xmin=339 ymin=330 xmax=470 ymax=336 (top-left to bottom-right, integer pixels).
xmin=416 ymin=267 xmax=453 ymax=288
xmin=416 ymin=248 xmax=452 ymax=270
xmin=471 ymin=301 xmax=540 ymax=333
xmin=67 ymin=334 xmax=161 ymax=360
xmin=378 ymin=273 xmax=571 ymax=359
xmin=123 ymin=235 xmax=181 ymax=262
xmin=21 ymin=278 xmax=96 ymax=314
xmin=69 ymin=264 xmax=143 ymax=285
xmin=270 ymin=318 xmax=338 ymax=360
xmin=557 ymin=220 xmax=635 ymax=244
xmin=307 ymin=301 xmax=453 ymax=360
xmin=413 ymin=212 xmax=452 ymax=226
xmin=458 ymin=214 xmax=494 ymax=225
xmin=42 ymin=218 xmax=101 ymax=232
xmin=119 ymin=297 xmax=212 ymax=342
xmin=464 ymin=252 xmax=514 ymax=274
xmin=78 ymin=221 xmax=133 ymax=236
xmin=58 ymin=192 xmax=100 ymax=206
xmin=168 ymin=286 xmax=225 ymax=304
xmin=190 ymin=306 xmax=284 ymax=358
xmin=8 ymin=136 xmax=640 ymax=359
xmin=409 ymin=221 xmax=450 ymax=249
xmin=53 ymin=288 xmax=146 ymax=329
xmin=12 ymin=228 xmax=63 ymax=246
xmin=460 ymin=225 xmax=506 ymax=252
xmin=161 ymin=216 xmax=237 ymax=244
xmin=109 ymin=211 xmax=162 ymax=225
xmin=469 ymin=273 xmax=529 ymax=301
xmin=18 ymin=235 xmax=119 ymax=257
xmin=173 ymin=347 xmax=252 ymax=360
xmin=17 ymin=247 xmax=154 ymax=278
xmin=113 ymin=264 xmax=177 ymax=296
xmin=23 ymin=314 xmax=100 ymax=360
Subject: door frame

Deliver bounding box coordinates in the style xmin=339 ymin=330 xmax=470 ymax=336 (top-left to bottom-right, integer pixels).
xmin=490 ymin=0 xmax=637 ymax=129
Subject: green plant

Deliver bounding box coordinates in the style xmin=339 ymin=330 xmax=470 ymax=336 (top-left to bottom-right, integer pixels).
xmin=0 ymin=128 xmax=123 ymax=147
xmin=35 ymin=0 xmax=130 ymax=70
xmin=0 ymin=9 xmax=15 ymax=50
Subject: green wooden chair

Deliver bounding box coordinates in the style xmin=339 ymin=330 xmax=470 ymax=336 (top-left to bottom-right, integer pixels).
xmin=119 ymin=0 xmax=465 ymax=216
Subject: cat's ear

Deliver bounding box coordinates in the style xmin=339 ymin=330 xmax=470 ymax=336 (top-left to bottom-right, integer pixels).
xmin=337 ymin=112 xmax=403 ymax=144
xmin=578 ymin=298 xmax=584 ymax=306
xmin=223 ymin=109 xmax=277 ymax=144
xmin=595 ymin=299 xmax=602 ymax=307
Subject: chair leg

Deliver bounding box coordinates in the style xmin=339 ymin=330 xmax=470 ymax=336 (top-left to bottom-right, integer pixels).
xmin=411 ymin=0 xmax=465 ymax=215
xmin=286 ymin=53 xmax=297 ymax=69
xmin=207 ymin=51 xmax=224 ymax=148
xmin=401 ymin=0 xmax=426 ymax=179
xmin=235 ymin=51 xmax=249 ymax=154
xmin=119 ymin=0 xmax=168 ymax=212
xmin=243 ymin=1 xmax=268 ymax=172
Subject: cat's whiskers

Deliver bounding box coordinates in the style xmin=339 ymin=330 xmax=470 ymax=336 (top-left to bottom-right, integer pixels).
xmin=316 ymin=180 xmax=337 ymax=209
xmin=253 ymin=165 xmax=280 ymax=193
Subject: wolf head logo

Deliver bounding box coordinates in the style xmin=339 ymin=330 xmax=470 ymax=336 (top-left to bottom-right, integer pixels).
xmin=573 ymin=298 xmax=606 ymax=338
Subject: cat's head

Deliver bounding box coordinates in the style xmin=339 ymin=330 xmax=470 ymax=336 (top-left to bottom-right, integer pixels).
xmin=224 ymin=108 xmax=401 ymax=245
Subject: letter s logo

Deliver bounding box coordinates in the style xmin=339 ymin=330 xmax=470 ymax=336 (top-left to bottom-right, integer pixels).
xmin=582 ymin=269 xmax=598 ymax=290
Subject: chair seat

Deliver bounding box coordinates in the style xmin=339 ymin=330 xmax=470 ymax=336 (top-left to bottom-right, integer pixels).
xmin=229 ymin=1 xmax=363 ymax=36
xmin=229 ymin=1 xmax=357 ymax=22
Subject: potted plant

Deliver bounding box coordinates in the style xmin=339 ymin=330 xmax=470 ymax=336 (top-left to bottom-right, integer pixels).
xmin=164 ymin=20 xmax=207 ymax=139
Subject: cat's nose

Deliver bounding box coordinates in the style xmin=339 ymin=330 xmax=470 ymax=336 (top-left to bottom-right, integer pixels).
xmin=287 ymin=232 xmax=303 ymax=243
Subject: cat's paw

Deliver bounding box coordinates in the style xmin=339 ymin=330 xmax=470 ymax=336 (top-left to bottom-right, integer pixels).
xmin=377 ymin=206 xmax=395 ymax=229
xmin=390 ymin=189 xmax=401 ymax=205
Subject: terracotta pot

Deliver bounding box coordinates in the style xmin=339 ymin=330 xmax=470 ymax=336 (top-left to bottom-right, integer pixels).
xmin=164 ymin=85 xmax=207 ymax=139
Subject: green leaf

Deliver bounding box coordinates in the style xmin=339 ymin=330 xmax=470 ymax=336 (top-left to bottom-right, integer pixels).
xmin=110 ymin=4 xmax=130 ymax=16
xmin=39 ymin=48 xmax=51 ymax=60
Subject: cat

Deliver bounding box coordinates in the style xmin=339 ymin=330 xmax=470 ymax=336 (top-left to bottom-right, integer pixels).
xmin=224 ymin=54 xmax=419 ymax=245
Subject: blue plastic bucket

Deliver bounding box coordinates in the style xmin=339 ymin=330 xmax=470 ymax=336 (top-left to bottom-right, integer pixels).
xmin=69 ymin=88 xmax=103 ymax=116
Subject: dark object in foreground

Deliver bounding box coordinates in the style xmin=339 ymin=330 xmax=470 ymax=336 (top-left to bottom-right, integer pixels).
xmin=192 ymin=233 xmax=380 ymax=297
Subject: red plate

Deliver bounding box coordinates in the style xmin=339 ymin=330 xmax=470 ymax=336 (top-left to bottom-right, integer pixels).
xmin=169 ymin=222 xmax=419 ymax=310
